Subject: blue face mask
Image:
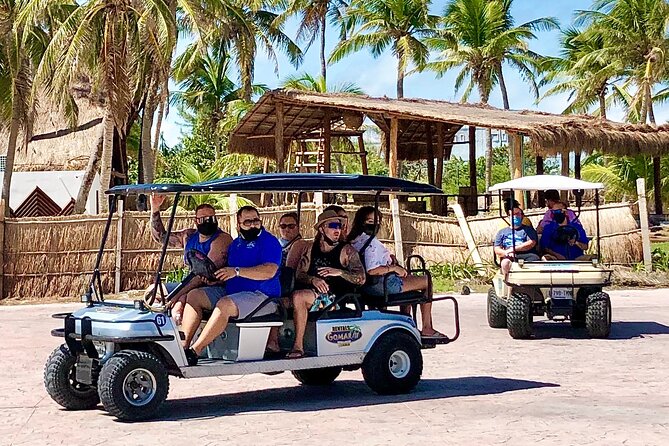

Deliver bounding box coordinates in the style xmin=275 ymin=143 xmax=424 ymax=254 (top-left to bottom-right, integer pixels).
xmin=512 ymin=216 xmax=523 ymax=227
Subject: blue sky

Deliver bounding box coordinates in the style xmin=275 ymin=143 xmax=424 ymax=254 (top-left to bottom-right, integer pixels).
xmin=160 ymin=0 xmax=668 ymax=146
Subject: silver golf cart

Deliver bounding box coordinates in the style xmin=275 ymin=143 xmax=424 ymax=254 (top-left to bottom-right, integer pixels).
xmin=44 ymin=173 xmax=460 ymax=421
xmin=487 ymin=175 xmax=613 ymax=339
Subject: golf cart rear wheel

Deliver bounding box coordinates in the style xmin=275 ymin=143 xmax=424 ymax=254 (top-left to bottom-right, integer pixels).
xmin=44 ymin=345 xmax=100 ymax=410
xmin=507 ymin=293 xmax=533 ymax=339
xmin=487 ymin=288 xmax=507 ymax=328
xmin=586 ymin=292 xmax=612 ymax=338
xmin=98 ymin=350 xmax=169 ymax=421
xmin=292 ymin=367 xmax=342 ymax=385
xmin=362 ymin=330 xmax=422 ymax=395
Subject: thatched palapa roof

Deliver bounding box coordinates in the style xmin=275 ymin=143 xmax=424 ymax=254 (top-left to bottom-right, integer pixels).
xmin=230 ymin=89 xmax=669 ymax=161
xmin=0 ymin=86 xmax=104 ymax=172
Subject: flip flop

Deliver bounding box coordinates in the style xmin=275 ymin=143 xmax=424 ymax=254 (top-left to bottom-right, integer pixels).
xmin=421 ymin=330 xmax=448 ymax=339
xmin=286 ymin=349 xmax=305 ymax=359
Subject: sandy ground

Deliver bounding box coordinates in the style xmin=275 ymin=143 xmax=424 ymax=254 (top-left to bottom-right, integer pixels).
xmin=1 ymin=288 xmax=668 ymax=446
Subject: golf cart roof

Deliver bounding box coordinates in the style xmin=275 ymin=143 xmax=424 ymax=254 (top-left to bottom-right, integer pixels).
xmin=489 ymin=175 xmax=604 ymax=192
xmin=107 ymin=173 xmax=444 ymax=196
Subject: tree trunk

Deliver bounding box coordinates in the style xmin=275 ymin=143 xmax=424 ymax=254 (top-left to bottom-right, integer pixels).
xmin=141 ymin=98 xmax=157 ymax=183
xmin=396 ymin=59 xmax=404 ymax=99
xmin=648 ymin=99 xmax=662 ymax=215
xmin=1 ymin=113 xmax=21 ymax=217
xmin=498 ymin=64 xmax=510 ymax=110
xmin=98 ymin=111 xmax=115 ymax=213
xmin=598 ymin=86 xmax=607 ymax=119
xmin=74 ymin=134 xmax=104 ymax=214
xmin=320 ymin=15 xmax=327 ymax=83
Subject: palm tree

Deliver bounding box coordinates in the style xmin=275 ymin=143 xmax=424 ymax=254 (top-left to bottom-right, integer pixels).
xmin=329 ymin=0 xmax=437 ymax=98
xmin=277 ymin=0 xmax=349 ymax=82
xmin=280 ymin=71 xmax=363 ymax=93
xmin=420 ymin=0 xmax=557 ymax=190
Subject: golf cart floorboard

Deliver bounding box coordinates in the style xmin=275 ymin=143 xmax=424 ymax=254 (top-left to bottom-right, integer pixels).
xmin=180 ymin=353 xmax=365 ymax=378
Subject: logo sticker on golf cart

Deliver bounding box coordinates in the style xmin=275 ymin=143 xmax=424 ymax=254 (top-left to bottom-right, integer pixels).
xmin=326 ymin=325 xmax=362 ymax=346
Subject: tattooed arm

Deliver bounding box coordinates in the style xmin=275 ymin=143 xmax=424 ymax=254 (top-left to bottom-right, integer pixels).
xmin=339 ymin=244 xmax=367 ymax=285
xmin=295 ymin=244 xmax=314 ymax=285
xmin=150 ymin=211 xmax=191 ymax=248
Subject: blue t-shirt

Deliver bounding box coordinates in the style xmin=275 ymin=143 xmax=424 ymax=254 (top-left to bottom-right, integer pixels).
xmin=540 ymin=222 xmax=589 ymax=260
xmin=494 ymin=225 xmax=538 ymax=253
xmin=226 ymin=229 xmax=282 ymax=297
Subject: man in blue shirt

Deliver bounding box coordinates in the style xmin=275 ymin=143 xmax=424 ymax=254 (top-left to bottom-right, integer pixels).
xmin=540 ymin=210 xmax=590 ymax=260
xmin=180 ymin=205 xmax=282 ymax=365
xmin=494 ymin=205 xmax=540 ymax=275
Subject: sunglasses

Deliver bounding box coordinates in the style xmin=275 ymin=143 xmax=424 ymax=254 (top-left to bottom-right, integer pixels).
xmin=195 ymin=215 xmax=217 ymax=224
xmin=279 ymin=223 xmax=297 ymax=230
xmin=241 ymin=218 xmax=262 ymax=227
xmin=326 ymin=222 xmax=342 ymax=229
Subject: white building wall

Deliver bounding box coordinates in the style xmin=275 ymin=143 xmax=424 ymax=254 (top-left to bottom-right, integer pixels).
xmin=450 ymin=126 xmax=507 ymax=160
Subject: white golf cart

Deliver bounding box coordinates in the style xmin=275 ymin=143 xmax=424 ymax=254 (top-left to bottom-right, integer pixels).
xmin=487 ymin=175 xmax=613 ymax=339
xmin=44 ymin=173 xmax=460 ymax=421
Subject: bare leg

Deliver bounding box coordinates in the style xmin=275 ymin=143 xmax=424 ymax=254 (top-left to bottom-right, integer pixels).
xmin=181 ymin=289 xmax=212 ymax=349
xmin=501 ymin=258 xmax=512 ymax=276
xmin=290 ymin=290 xmax=316 ymax=355
xmin=400 ymin=275 xmax=444 ymax=336
xmin=266 ymin=297 xmax=292 ymax=352
xmin=190 ymin=297 xmax=239 ymax=355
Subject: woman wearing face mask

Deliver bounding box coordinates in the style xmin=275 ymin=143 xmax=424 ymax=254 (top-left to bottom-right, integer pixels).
xmin=348 ymin=206 xmax=447 ymax=339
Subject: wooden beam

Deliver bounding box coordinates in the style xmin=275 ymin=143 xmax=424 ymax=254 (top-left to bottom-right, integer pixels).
xmin=560 ymin=150 xmax=570 ymax=202
xmin=435 ymin=122 xmax=444 ymax=188
xmin=275 ymin=101 xmax=285 ymax=172
xmin=389 ymin=117 xmax=399 ymax=177
xmin=468 ymin=125 xmax=477 ymax=192
xmin=323 ymin=110 xmax=332 ymax=173
xmin=637 ymin=178 xmax=653 ymax=271
xmin=536 ymin=155 xmax=545 ymax=208
xmin=426 ymin=122 xmax=435 ymax=185
xmin=653 ymin=157 xmax=663 ymax=215
xmin=358 ymin=135 xmax=369 ymax=175
xmin=574 ymin=151 xmax=582 ymax=179
xmin=510 ymin=132 xmax=524 ymax=206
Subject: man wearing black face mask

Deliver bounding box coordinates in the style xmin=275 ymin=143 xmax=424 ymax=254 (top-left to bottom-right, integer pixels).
xmin=179 ymin=205 xmax=284 ymax=365
xmin=286 ymin=210 xmax=366 ymax=358
xmin=149 ymin=194 xmax=232 ymax=323
xmin=540 ymin=209 xmax=591 ymax=260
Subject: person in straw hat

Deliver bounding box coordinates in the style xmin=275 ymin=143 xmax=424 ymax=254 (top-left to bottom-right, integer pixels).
xmin=286 ymin=210 xmax=366 ymax=359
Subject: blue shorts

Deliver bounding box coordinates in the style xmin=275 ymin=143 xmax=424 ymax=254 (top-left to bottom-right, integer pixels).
xmin=363 ymin=273 xmax=404 ymax=296
xmin=164 ymin=282 xmax=227 ymax=307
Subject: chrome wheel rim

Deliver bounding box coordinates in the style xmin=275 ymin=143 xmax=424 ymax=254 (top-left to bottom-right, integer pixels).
xmin=122 ymin=368 xmax=156 ymax=406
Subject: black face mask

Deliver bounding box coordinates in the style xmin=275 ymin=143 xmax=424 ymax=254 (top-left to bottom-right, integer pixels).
xmin=197 ymin=221 xmax=218 ymax=237
xmin=363 ymin=223 xmax=378 ymax=236
xmin=322 ymin=234 xmax=339 ymax=247
xmin=553 ymin=211 xmax=567 ymax=225
xmin=240 ymin=226 xmax=261 ymax=241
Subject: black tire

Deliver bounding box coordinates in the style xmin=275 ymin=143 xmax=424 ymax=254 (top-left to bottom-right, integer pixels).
xmin=507 ymin=293 xmax=533 ymax=339
xmin=44 ymin=345 xmax=100 ymax=410
xmin=487 ymin=288 xmax=507 ymax=328
xmin=98 ymin=350 xmax=169 ymax=421
xmin=586 ymin=292 xmax=611 ymax=338
xmin=362 ymin=330 xmax=422 ymax=395
xmin=571 ymin=290 xmax=587 ymax=328
xmin=462 ymin=285 xmax=471 ymax=295
xmin=292 ymin=367 xmax=342 ymax=385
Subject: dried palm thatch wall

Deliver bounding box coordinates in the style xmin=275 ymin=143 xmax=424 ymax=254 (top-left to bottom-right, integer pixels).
xmin=1 ymin=203 xmax=640 ymax=300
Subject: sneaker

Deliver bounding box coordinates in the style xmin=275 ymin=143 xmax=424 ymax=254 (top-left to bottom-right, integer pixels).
xmin=185 ymin=348 xmax=199 ymax=366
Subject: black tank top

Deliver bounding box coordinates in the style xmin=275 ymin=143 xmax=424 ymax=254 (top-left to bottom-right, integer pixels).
xmin=308 ymin=241 xmax=353 ymax=296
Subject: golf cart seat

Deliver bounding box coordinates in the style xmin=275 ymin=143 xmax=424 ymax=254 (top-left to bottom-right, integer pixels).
xmin=360 ymin=255 xmax=432 ymax=309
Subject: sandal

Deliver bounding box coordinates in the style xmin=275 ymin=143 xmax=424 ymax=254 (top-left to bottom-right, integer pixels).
xmin=286 ymin=349 xmax=305 ymax=359
xmin=421 ymin=330 xmax=448 ymax=339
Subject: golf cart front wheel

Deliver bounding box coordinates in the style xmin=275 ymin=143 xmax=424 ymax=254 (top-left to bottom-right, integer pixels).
xmin=292 ymin=367 xmax=342 ymax=385
xmin=98 ymin=350 xmax=169 ymax=421
xmin=507 ymin=293 xmax=533 ymax=339
xmin=586 ymin=292 xmax=612 ymax=338
xmin=487 ymin=288 xmax=507 ymax=328
xmin=44 ymin=345 xmax=100 ymax=410
xmin=362 ymin=330 xmax=423 ymax=395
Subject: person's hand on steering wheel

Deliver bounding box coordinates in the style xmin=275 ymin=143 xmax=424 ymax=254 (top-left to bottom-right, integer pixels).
xmin=214 ymin=267 xmax=237 ymax=281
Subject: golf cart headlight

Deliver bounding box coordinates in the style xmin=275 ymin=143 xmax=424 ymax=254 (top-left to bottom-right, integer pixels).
xmin=591 ymin=257 xmax=599 ymax=266
xmin=518 ymin=259 xmax=525 ymax=267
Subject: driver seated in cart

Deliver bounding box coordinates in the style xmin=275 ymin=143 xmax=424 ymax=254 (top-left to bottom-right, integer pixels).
xmin=540 ymin=209 xmax=591 ymax=261
xmin=180 ymin=205 xmax=283 ymax=366
xmin=148 ymin=194 xmax=233 ymax=324
xmin=286 ymin=210 xmax=366 ymax=359
xmin=493 ymin=205 xmax=540 ymax=276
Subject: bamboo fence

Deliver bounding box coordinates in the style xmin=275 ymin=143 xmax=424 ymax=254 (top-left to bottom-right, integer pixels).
xmin=0 ymin=202 xmax=641 ymax=300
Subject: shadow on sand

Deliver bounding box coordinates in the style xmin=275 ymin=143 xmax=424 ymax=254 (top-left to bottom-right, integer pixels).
xmin=532 ymin=320 xmax=669 ymax=340
xmin=147 ymin=376 xmax=558 ymax=422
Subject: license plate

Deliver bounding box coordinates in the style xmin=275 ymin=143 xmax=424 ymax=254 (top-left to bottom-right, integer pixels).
xmin=550 ymin=288 xmax=573 ymax=299
xmin=75 ymin=356 xmax=94 ymax=385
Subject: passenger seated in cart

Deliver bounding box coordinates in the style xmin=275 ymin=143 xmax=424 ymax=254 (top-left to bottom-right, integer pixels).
xmin=287 ymin=210 xmax=366 ymax=359
xmin=323 ymin=204 xmax=349 ymax=240
xmin=538 ymin=189 xmax=580 ymax=233
xmin=149 ymin=194 xmax=233 ymax=323
xmin=180 ymin=205 xmax=282 ymax=366
xmin=278 ymin=212 xmax=302 ymax=266
xmin=540 ymin=210 xmax=591 ymax=261
xmin=349 ymin=206 xmax=446 ymax=339
xmin=494 ymin=205 xmax=540 ymax=275
xmin=498 ymin=198 xmax=533 ymax=229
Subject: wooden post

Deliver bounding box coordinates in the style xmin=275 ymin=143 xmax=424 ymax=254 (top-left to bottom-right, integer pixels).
xmin=450 ymin=203 xmax=485 ymax=276
xmin=510 ymin=132 xmax=523 ymax=206
xmin=114 ymin=199 xmax=124 ymax=293
xmin=653 ymin=157 xmax=663 ymax=215
xmin=425 ymin=122 xmax=435 ymax=185
xmin=560 ymin=150 xmax=570 ymax=202
xmin=0 ymin=200 xmax=4 ymax=300
xmin=637 ymin=178 xmax=653 ymax=272
xmin=274 ymin=101 xmax=285 ymax=172
xmin=468 ymin=125 xmax=477 ymax=192
xmin=574 ymin=151 xmax=582 ymax=179
xmin=389 ymin=117 xmax=399 ymax=177
xmin=260 ymin=158 xmax=270 ymax=206
xmin=434 ymin=122 xmax=445 ymax=214
xmin=390 ymin=198 xmax=404 ymax=265
xmin=229 ymin=194 xmax=239 ymax=238
xmin=323 ymin=110 xmax=332 ymax=173
xmin=314 ymin=192 xmax=324 ymax=224
xmin=357 ymin=135 xmax=368 ymax=175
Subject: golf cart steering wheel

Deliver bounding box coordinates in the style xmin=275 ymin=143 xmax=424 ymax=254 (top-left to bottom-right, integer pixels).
xmin=185 ymin=249 xmax=219 ymax=282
